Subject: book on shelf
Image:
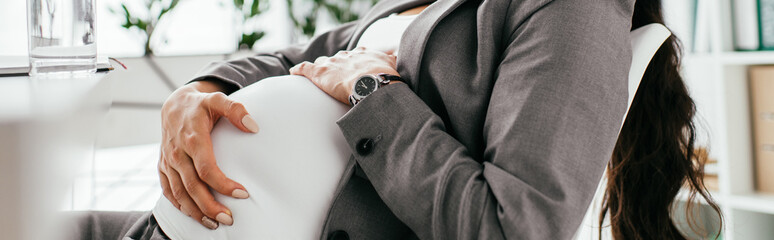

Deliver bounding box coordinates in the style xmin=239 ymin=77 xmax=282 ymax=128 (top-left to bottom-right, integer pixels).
xmin=762 ymin=0 xmax=774 ymax=49
xmin=732 ymin=0 xmax=760 ymax=50
xmin=663 ymin=0 xmax=697 ymax=51
xmin=662 ymin=0 xmax=715 ymax=53
xmin=704 ymin=174 xmax=719 ymax=192
xmin=693 ymin=147 xmax=719 ymax=191
xmin=730 ymin=0 xmax=774 ymax=50
xmin=694 ymin=147 xmax=715 ymax=163
xmin=704 ymin=163 xmax=719 ymax=176
xmin=693 ymin=0 xmax=711 ymax=53
xmin=748 ymin=66 xmax=774 ymax=194
xmin=666 ymin=0 xmax=774 ymax=51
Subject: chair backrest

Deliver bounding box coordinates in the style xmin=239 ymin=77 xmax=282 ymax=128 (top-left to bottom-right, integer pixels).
xmin=573 ymin=23 xmax=671 ymax=240
xmin=622 ymin=23 xmax=672 ymax=124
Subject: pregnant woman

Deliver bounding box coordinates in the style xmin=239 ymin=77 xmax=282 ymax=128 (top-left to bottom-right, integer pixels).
xmin=69 ymin=0 xmax=722 ymax=239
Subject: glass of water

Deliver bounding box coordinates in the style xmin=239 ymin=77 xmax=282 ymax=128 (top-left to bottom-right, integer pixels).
xmin=27 ymin=0 xmax=97 ymax=75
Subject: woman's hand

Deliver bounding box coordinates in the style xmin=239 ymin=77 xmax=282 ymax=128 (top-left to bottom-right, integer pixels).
xmin=289 ymin=47 xmax=399 ymax=104
xmin=159 ymin=80 xmax=258 ymax=229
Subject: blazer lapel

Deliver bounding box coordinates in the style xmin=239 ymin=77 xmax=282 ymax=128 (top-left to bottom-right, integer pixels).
xmin=348 ymin=0 xmax=470 ymax=89
xmin=397 ymin=0 xmax=469 ymax=90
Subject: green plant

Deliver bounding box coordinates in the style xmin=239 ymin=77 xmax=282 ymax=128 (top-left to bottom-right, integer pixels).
xmin=111 ymin=0 xmax=268 ymax=54
xmin=286 ymin=0 xmax=377 ymax=38
xmin=233 ymin=0 xmax=269 ymax=49
xmin=110 ymin=0 xmax=180 ymax=55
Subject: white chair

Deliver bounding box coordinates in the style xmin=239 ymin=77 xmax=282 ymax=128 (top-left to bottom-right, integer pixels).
xmin=573 ymin=23 xmax=672 ymax=240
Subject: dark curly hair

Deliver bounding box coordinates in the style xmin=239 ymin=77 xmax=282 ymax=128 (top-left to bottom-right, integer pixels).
xmin=600 ymin=1 xmax=724 ymax=239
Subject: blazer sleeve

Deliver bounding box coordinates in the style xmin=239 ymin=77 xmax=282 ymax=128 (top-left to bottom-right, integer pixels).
xmin=335 ymin=0 xmax=631 ymax=239
xmin=190 ymin=21 xmax=359 ymax=93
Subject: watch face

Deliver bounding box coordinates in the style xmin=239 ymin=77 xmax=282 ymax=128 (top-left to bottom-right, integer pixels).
xmin=354 ymin=76 xmax=378 ymax=96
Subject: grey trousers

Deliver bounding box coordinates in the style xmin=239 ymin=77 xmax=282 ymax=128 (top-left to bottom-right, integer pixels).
xmin=65 ymin=211 xmax=169 ymax=240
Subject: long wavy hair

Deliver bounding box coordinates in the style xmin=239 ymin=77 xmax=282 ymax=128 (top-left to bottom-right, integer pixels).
xmin=599 ymin=1 xmax=724 ymax=239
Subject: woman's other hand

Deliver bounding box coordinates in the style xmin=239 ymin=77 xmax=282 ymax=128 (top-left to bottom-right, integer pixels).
xmin=159 ymin=80 xmax=258 ymax=229
xmin=289 ymin=47 xmax=399 ymax=104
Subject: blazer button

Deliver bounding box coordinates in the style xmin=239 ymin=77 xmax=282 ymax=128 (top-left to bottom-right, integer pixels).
xmin=328 ymin=230 xmax=350 ymax=240
xmin=356 ymin=138 xmax=374 ymax=156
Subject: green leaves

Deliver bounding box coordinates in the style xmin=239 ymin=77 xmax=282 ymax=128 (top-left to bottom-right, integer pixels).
xmin=250 ymin=0 xmax=262 ymax=17
xmin=233 ymin=0 xmax=266 ymax=18
xmin=323 ymin=2 xmax=359 ymax=23
xmin=239 ymin=31 xmax=266 ymax=49
xmin=233 ymin=0 xmax=268 ymax=49
xmin=108 ymin=0 xmax=373 ymax=53
xmin=110 ymin=0 xmax=180 ymax=55
xmin=286 ymin=0 xmax=374 ymax=38
xmin=159 ymin=0 xmax=180 ymax=17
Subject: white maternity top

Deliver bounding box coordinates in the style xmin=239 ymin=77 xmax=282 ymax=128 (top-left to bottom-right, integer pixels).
xmin=354 ymin=13 xmax=418 ymax=54
xmin=152 ymin=13 xmax=418 ymax=240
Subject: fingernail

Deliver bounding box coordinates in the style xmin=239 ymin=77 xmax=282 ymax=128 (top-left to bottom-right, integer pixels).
xmin=232 ymin=189 xmax=249 ymax=199
xmin=216 ymin=212 xmax=234 ymax=226
xmin=202 ymin=216 xmax=219 ymax=230
xmin=241 ymin=115 xmax=259 ymax=133
xmin=181 ymin=205 xmax=192 ymax=216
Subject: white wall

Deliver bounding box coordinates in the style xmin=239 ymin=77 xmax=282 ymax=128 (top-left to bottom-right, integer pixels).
xmin=0 ymin=0 xmax=294 ymax=57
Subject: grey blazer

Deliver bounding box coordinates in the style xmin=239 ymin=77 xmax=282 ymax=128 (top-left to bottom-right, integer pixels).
xmin=193 ymin=0 xmax=635 ymax=239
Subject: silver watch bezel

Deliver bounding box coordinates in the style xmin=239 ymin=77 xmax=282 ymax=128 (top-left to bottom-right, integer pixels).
xmin=350 ymin=74 xmax=389 ymax=105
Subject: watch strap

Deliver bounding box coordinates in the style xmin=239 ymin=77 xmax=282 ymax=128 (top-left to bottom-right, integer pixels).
xmin=377 ymin=73 xmax=402 ymax=83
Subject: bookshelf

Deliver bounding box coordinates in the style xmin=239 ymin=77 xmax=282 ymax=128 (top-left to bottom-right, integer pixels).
xmin=727 ymin=194 xmax=774 ymax=215
xmin=675 ymin=0 xmax=774 ymax=239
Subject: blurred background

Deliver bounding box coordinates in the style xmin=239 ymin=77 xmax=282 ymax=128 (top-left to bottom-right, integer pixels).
xmin=2 ymin=0 xmax=774 ymax=239
xmin=1 ymin=0 xmax=375 ymax=147
xmin=0 ymin=0 xmax=375 ymax=212
xmin=1 ymin=0 xmax=377 ymax=57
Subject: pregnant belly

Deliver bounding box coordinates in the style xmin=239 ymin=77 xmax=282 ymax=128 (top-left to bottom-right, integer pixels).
xmin=153 ymin=75 xmax=352 ymax=240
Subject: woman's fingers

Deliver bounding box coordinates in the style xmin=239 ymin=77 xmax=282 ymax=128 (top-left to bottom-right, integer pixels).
xmin=289 ymin=61 xmax=311 ymax=76
xmin=158 ymin=83 xmax=252 ymax=230
xmin=288 ymin=48 xmax=400 ymax=104
xmin=165 ymin=163 xmax=220 ymax=230
xmin=169 ymin=149 xmax=235 ymax=227
xmin=314 ymin=56 xmax=329 ymax=65
xmin=159 ymin=171 xmax=180 ymax=209
xmin=158 ymin=156 xmax=181 ymax=210
xmin=334 ymin=50 xmax=350 ymax=57
xmin=178 ymin=162 xmax=234 ymax=227
xmin=290 ymin=61 xmax=331 ymax=81
xmin=205 ymin=92 xmax=258 ymax=133
xmin=182 ymin=131 xmax=249 ymax=199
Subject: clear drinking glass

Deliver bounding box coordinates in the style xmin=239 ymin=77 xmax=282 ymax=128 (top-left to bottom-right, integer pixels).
xmin=27 ymin=0 xmax=97 ymax=75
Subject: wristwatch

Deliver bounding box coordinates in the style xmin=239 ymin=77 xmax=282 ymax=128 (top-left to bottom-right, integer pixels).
xmin=348 ymin=73 xmax=402 ymax=106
